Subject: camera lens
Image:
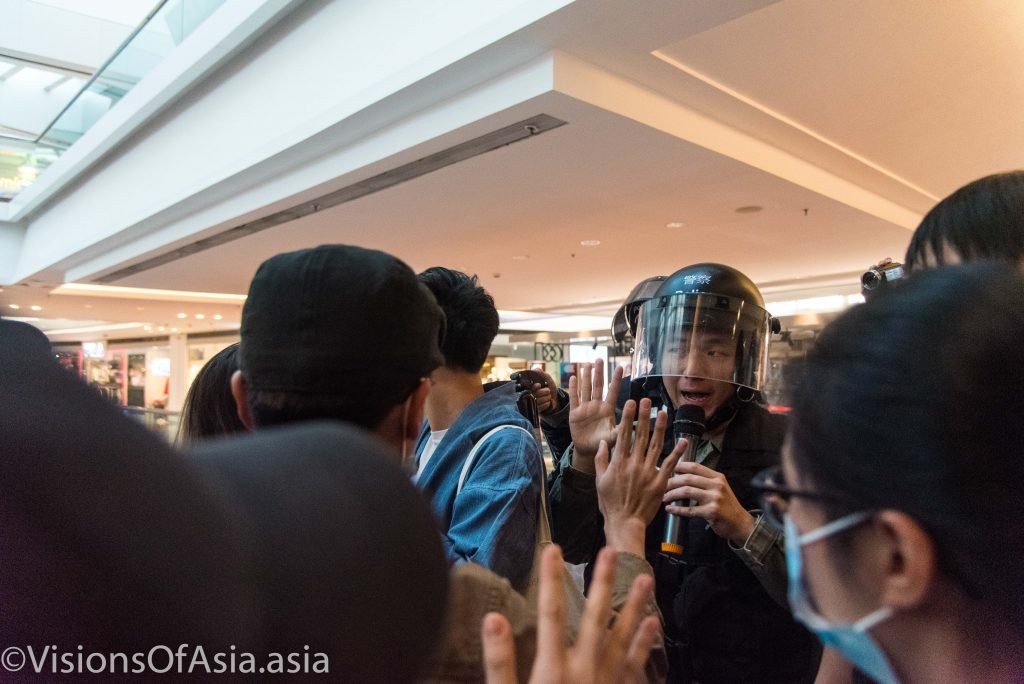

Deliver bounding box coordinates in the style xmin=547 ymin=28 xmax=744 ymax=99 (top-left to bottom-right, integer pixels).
xmin=861 ymin=269 xmax=882 ymax=290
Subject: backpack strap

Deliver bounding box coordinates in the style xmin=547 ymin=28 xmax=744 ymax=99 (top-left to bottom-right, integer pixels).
xmin=456 ymin=424 xmax=534 ymax=495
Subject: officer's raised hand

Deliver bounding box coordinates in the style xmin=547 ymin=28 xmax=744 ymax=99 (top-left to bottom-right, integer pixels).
xmin=661 ymin=461 xmax=755 ymax=545
xmin=567 ymin=363 xmax=623 ymax=475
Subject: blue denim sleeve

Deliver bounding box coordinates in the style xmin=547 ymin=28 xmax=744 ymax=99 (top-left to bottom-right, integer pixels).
xmin=444 ymin=428 xmax=544 ymax=592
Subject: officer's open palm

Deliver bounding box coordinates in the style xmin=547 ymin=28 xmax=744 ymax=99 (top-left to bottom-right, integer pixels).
xmin=568 ymin=363 xmax=623 ymax=474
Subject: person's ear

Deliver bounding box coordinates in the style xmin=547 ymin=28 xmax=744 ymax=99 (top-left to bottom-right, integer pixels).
xmin=874 ymin=510 xmax=936 ymax=611
xmin=230 ymin=370 xmax=255 ymax=431
xmin=404 ymin=378 xmax=431 ymax=441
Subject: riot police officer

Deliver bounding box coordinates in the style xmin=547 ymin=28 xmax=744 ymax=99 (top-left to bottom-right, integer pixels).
xmin=544 ymin=263 xmax=821 ymax=683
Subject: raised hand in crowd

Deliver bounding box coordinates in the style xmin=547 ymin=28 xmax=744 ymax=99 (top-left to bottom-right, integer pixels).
xmin=597 ymin=398 xmax=685 ymax=557
xmin=567 ymin=362 xmax=623 ymax=474
xmin=481 ymin=545 xmax=660 ymax=684
xmin=662 ymin=460 xmax=755 ymax=546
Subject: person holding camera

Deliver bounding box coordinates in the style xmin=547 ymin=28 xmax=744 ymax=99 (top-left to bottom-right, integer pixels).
xmin=537 ymin=263 xmax=821 ymax=683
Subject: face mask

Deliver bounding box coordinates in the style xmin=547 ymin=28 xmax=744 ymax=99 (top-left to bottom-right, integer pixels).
xmin=784 ymin=514 xmax=901 ymax=684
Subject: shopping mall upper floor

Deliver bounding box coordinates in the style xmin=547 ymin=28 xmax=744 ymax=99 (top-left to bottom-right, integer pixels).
xmin=2 ymin=0 xmax=1021 ymax=387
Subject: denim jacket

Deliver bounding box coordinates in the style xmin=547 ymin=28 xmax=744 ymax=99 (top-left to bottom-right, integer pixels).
xmin=415 ymin=383 xmax=544 ymax=591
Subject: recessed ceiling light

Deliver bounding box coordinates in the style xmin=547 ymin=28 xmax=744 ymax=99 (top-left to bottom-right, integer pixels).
xmin=735 ymin=205 xmax=763 ymax=214
xmin=195 ymin=314 xmax=205 ymax=320
xmin=144 ymin=325 xmax=153 ymax=331
xmin=158 ymin=326 xmax=166 ymax=332
xmin=136 ymin=306 xmax=145 ymax=311
xmin=170 ymin=327 xmax=178 ymax=333
xmin=213 ymin=314 xmax=223 ymax=321
xmin=666 ymin=222 xmax=685 ymax=229
xmin=8 ymin=304 xmax=20 ymax=309
xmin=84 ymin=304 xmax=93 ymax=309
xmin=176 ymin=312 xmax=187 ymax=319
xmin=30 ymin=305 xmax=42 ymax=311
xmin=580 ymin=240 xmax=601 ymax=247
xmin=511 ymin=255 xmax=529 ymax=261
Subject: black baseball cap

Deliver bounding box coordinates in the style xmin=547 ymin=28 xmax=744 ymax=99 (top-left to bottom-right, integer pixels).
xmin=240 ymin=245 xmax=445 ymax=401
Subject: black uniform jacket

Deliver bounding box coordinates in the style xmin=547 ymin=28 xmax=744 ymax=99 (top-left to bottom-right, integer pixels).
xmin=545 ymin=387 xmax=822 ymax=684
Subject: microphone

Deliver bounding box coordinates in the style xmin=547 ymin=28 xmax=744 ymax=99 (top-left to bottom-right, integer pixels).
xmin=661 ymin=404 xmax=706 ymax=555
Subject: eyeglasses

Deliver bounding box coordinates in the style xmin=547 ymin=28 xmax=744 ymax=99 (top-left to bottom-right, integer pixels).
xmin=750 ymin=465 xmax=852 ymax=530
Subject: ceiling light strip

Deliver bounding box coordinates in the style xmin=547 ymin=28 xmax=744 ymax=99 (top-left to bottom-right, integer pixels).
xmin=52 ymin=282 xmax=247 ymax=302
xmin=94 ymin=114 xmax=568 ymax=283
xmin=44 ymin=322 xmax=149 ymax=335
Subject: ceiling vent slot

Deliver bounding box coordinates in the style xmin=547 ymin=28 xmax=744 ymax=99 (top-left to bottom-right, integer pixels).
xmin=95 ymin=114 xmax=567 ymax=283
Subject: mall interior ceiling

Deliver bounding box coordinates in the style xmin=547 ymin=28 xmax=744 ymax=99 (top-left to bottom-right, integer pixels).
xmin=1 ymin=0 xmax=1021 ymax=343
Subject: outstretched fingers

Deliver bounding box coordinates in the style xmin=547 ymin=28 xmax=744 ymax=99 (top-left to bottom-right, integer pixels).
xmin=574 ymin=546 xmax=618 ymax=667
xmin=631 ymin=398 xmax=653 ymax=458
xmin=616 ymin=400 xmax=637 ymax=460
xmin=595 ymin=439 xmax=611 ymax=479
xmin=645 ymin=409 xmax=668 ymax=469
xmin=600 ymin=572 xmax=655 ymax=678
xmin=482 ymin=613 xmax=520 ymax=684
xmin=658 ymin=436 xmax=688 ymax=489
xmin=592 ymin=361 xmax=605 ymax=402
xmin=529 ymin=545 xmax=568 ymax=682
xmin=607 ymin=365 xmax=624 ymax=408
xmin=579 ymin=363 xmax=593 ymax=405
xmin=623 ymin=616 xmax=661 ymax=682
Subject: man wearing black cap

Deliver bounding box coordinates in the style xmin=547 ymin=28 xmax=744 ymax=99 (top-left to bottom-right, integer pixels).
xmin=229 ymin=244 xmax=670 ymax=681
xmin=230 ymin=244 xmax=445 ymax=463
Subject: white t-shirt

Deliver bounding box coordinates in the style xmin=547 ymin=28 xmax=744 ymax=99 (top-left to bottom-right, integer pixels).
xmin=412 ymin=428 xmax=448 ymax=483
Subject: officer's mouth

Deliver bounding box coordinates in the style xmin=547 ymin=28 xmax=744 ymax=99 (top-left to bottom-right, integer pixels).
xmin=679 ymin=391 xmax=711 ymax=405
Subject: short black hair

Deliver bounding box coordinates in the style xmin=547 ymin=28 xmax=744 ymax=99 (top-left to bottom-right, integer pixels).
xmin=178 ymin=343 xmax=246 ymax=444
xmin=789 ymin=262 xmax=1024 ymax=635
xmin=905 ymin=170 xmax=1024 ymax=271
xmin=418 ymin=267 xmax=499 ymax=374
xmin=247 ymin=380 xmax=420 ymax=432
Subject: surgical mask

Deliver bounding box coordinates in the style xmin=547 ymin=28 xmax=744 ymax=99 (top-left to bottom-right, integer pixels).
xmin=784 ymin=513 xmax=901 ymax=684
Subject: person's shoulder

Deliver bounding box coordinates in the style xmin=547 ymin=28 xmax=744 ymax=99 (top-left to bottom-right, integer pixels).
xmin=475 ymin=393 xmax=536 ymax=434
xmin=725 ymin=401 xmax=787 ymax=451
xmin=739 ymin=401 xmax=788 ymax=427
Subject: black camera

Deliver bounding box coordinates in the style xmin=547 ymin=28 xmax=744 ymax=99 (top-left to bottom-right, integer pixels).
xmin=861 ymin=260 xmax=906 ymax=300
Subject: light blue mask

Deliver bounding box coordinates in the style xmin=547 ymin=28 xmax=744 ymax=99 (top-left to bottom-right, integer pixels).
xmin=784 ymin=514 xmax=901 ymax=684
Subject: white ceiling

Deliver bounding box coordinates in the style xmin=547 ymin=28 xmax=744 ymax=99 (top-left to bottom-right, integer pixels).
xmin=657 ymin=0 xmax=1024 ymax=198
xmin=114 ymin=94 xmax=911 ymax=309
xmin=3 ymin=0 xmax=1022 ymax=339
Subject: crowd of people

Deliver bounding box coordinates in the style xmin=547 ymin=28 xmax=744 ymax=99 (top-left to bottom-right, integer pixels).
xmin=2 ymin=170 xmax=1022 ymax=683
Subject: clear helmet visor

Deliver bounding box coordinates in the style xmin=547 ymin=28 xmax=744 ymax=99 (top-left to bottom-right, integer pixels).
xmin=632 ymin=293 xmax=772 ymax=391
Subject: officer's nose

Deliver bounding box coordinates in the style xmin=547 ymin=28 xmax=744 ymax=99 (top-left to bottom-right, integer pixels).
xmin=682 ymin=348 xmax=708 ymax=378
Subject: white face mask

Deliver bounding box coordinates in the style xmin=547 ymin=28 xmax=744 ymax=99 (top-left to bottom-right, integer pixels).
xmin=784 ymin=513 xmax=901 ymax=684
